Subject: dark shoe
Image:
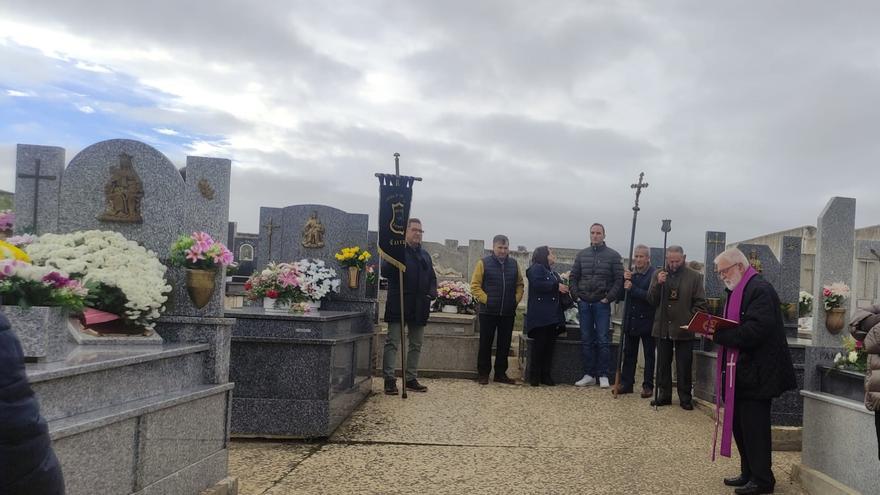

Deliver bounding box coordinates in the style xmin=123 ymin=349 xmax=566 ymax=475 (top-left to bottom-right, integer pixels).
xmin=734 ymin=481 xmax=774 ymax=494
xmin=477 ymin=375 xmax=489 ymax=385
xmin=384 ymin=378 xmax=398 ymax=395
xmin=650 ymin=399 xmax=671 ymax=407
xmin=680 ymin=401 xmax=694 ymax=411
xmin=529 ymin=379 xmax=540 ymax=387
xmin=540 ymin=376 xmax=556 ymax=386
xmin=723 ymin=475 xmax=750 ymax=487
xmin=494 ymin=374 xmax=516 ymax=384
xmin=617 ymin=387 xmax=634 ymax=395
xmin=405 ymin=379 xmax=428 ymax=392
xmin=641 ymin=387 xmax=653 ymax=398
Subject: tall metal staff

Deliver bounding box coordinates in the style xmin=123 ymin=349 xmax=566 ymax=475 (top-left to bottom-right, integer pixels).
xmin=653 ymin=219 xmax=672 ymax=410
xmin=375 ymin=153 xmax=421 ymax=399
xmin=612 ymin=173 xmax=648 ymax=397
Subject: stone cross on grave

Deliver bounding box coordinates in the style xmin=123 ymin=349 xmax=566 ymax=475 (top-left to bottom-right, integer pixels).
xmin=262 ymin=218 xmax=281 ymax=260
xmin=17 ymin=158 xmax=56 ymax=232
xmin=707 ymin=233 xmax=725 ymax=247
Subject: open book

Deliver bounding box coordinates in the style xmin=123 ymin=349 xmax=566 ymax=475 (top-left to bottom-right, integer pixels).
xmin=680 ymin=311 xmax=737 ymax=335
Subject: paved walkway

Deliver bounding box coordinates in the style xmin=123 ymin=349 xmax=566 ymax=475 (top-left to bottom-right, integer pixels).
xmin=229 ymin=378 xmax=805 ymax=494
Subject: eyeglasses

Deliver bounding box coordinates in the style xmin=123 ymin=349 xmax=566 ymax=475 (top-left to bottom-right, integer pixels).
xmin=716 ymin=263 xmax=740 ymax=278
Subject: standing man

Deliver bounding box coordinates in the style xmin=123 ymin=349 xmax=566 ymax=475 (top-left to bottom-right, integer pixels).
xmin=471 ymin=235 xmax=524 ymax=385
xmin=647 ymin=245 xmax=707 ymax=409
xmin=712 ymin=248 xmax=796 ymax=495
xmin=382 ymin=218 xmax=437 ymax=395
xmin=571 ymin=223 xmax=624 ymax=389
xmin=619 ymin=244 xmax=657 ymax=397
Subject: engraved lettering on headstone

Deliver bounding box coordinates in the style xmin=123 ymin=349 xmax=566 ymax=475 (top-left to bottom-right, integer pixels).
xmin=98 ymin=153 xmax=144 ymax=223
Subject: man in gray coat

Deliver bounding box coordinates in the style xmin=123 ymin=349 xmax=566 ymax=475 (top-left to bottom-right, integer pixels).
xmin=647 ymin=245 xmax=707 ymax=409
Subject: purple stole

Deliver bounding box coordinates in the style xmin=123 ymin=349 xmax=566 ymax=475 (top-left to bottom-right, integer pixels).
xmin=712 ymin=267 xmax=758 ymax=461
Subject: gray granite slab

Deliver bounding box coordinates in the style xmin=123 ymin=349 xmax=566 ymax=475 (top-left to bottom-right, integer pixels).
xmin=154 ymin=317 xmax=233 ymax=384
xmin=226 ymin=308 xmax=369 ymax=340
xmin=52 ymin=417 xmax=138 ymax=495
xmin=139 ymin=393 xmax=228 ymax=486
xmin=14 ymin=144 xmax=64 ymax=234
xmin=810 ymin=197 xmax=856 ymax=349
xmin=519 ymin=327 xmax=621 ymax=384
xmin=67 ymin=318 xmax=164 ymax=345
xmin=423 ymin=312 xmax=478 ymax=335
xmin=137 ymin=449 xmax=229 ymax=495
xmin=801 ymin=391 xmax=879 ymax=495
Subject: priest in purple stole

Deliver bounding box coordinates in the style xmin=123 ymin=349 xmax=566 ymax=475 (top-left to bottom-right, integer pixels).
xmin=710 ymin=248 xmax=797 ymax=495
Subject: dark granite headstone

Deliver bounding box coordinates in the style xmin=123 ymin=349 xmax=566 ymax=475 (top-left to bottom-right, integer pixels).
xmin=704 ymin=231 xmax=727 ymax=299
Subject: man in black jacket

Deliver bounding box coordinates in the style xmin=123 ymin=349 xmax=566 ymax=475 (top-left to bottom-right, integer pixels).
xmin=0 ymin=312 xmax=66 ymax=495
xmin=619 ymin=244 xmax=656 ymax=397
xmin=382 ymin=218 xmax=437 ymax=394
xmin=570 ymin=223 xmax=624 ymax=389
xmin=712 ymin=248 xmax=797 ymax=495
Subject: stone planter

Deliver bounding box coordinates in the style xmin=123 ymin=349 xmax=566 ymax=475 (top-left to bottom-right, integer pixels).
xmin=818 ymin=364 xmax=865 ymax=403
xmin=2 ymin=305 xmax=69 ymax=362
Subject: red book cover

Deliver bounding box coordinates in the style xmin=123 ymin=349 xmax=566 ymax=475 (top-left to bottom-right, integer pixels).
xmin=680 ymin=311 xmax=738 ymax=335
xmin=81 ymin=308 xmax=121 ymax=325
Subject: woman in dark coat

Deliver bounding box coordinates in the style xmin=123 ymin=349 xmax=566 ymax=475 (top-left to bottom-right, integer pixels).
xmin=0 ymin=312 xmax=66 ymax=495
xmin=525 ymin=246 xmax=569 ymax=386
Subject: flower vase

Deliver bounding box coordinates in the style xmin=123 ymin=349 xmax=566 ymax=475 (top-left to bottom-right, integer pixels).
xmin=263 ymin=297 xmax=291 ymax=313
xmin=825 ymin=307 xmax=846 ymax=334
xmin=348 ymin=266 xmax=360 ymax=289
xmin=441 ymin=304 xmax=458 ymax=314
xmin=185 ymin=268 xmax=217 ymax=309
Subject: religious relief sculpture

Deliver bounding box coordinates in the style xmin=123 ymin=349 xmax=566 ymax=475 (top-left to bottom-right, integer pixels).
xmin=198 ymin=178 xmax=215 ymax=200
xmin=301 ymin=211 xmax=325 ymax=248
xmin=748 ymin=249 xmax=763 ymax=273
xmin=98 ymin=153 xmax=144 ymax=223
xmin=431 ymin=253 xmax=463 ymax=278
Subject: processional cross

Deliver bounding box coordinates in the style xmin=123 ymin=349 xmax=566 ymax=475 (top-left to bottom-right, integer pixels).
xmin=17 ymin=159 xmax=56 ymax=232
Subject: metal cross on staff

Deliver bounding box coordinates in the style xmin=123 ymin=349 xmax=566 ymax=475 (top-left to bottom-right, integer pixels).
xmin=262 ymin=218 xmax=281 ymax=261
xmin=17 ymin=158 xmax=57 ymax=233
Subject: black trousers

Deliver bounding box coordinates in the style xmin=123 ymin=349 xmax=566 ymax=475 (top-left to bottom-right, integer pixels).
xmin=528 ymin=324 xmax=558 ymax=382
xmin=732 ymin=398 xmax=774 ymax=487
xmin=478 ymin=314 xmax=515 ymax=376
xmin=621 ymin=333 xmax=655 ymax=390
xmin=655 ymin=338 xmax=693 ymax=404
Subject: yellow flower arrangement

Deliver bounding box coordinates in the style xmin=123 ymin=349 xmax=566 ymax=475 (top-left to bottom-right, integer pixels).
xmin=334 ymin=246 xmax=372 ymax=269
xmin=0 ymin=240 xmax=30 ymax=262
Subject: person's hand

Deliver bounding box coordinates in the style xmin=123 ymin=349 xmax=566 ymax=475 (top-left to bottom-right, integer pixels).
xmin=624 ymin=280 xmax=632 ymax=290
xmin=657 ymin=271 xmax=668 ymax=284
xmin=558 ymin=284 xmax=569 ymax=294
xmin=600 ymin=298 xmax=609 ymax=304
xmin=624 ymin=270 xmax=632 ymax=281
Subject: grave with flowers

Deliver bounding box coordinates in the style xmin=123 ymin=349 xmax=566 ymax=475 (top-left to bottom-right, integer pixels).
xmin=224 ymin=204 xmax=377 ymax=438
xmin=9 ymin=139 xmax=237 ymax=495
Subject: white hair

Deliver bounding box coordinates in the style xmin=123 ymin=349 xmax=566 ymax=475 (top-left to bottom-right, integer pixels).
xmin=634 ymin=244 xmax=650 ymax=255
xmin=714 ymin=247 xmax=749 ymax=268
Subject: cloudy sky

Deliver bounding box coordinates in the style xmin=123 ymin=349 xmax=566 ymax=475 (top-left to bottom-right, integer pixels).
xmin=1 ymin=1 xmax=878 ymax=262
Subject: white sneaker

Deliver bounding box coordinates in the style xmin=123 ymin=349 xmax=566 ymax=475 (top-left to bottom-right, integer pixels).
xmin=575 ymin=374 xmax=595 ymax=387
xmin=599 ymin=377 xmax=610 ymax=389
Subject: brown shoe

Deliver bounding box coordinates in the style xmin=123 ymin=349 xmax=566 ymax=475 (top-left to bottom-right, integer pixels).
xmin=641 ymin=387 xmax=653 ymax=398
xmin=477 ymin=375 xmax=489 ymax=385
xmin=494 ymin=374 xmax=516 ymax=384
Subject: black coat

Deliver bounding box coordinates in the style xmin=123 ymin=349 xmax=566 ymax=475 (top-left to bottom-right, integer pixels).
xmin=570 ymin=242 xmax=625 ymax=303
xmin=525 ymin=263 xmax=564 ymax=333
xmin=383 ymin=244 xmax=437 ymax=326
xmin=0 ymin=313 xmax=65 ymax=495
xmin=713 ymin=275 xmax=798 ymax=401
xmin=624 ymin=266 xmax=656 ymax=337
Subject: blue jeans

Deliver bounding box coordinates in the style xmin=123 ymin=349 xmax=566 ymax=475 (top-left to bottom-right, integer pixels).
xmin=578 ymin=300 xmax=611 ymax=378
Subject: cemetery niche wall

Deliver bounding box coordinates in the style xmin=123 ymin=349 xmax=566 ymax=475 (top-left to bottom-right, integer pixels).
xmin=10 ymin=139 xmax=236 ymax=495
